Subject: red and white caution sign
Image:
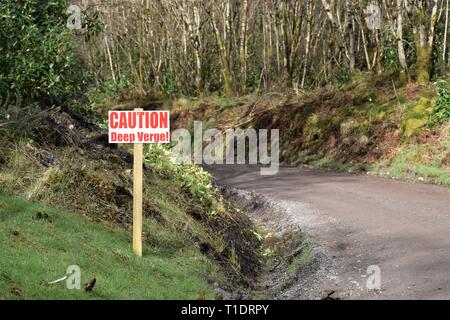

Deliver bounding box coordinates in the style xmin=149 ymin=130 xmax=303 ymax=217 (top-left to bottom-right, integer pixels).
xmin=109 ymin=109 xmax=170 ymax=257
xmin=108 ymin=110 xmax=170 ymax=144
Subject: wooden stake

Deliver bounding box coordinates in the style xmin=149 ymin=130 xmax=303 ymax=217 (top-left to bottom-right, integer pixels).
xmin=133 ymin=108 xmax=144 ymax=257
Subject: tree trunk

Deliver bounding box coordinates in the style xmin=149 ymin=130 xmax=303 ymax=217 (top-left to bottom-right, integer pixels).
xmin=301 ymin=0 xmax=313 ymax=88
xmin=239 ymin=0 xmax=249 ymax=94
xmin=397 ymin=0 xmax=408 ymax=72
xmin=444 ymin=0 xmax=449 ymax=71
xmin=410 ymin=0 xmax=439 ymax=84
xmin=205 ymin=0 xmax=234 ymax=96
xmin=346 ymin=0 xmax=355 ymax=71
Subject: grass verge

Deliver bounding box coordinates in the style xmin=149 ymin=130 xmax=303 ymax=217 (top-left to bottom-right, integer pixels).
xmin=0 ymin=194 xmax=219 ymax=300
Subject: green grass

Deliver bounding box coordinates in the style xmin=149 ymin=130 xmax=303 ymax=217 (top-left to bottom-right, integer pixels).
xmin=0 ymin=194 xmax=219 ymax=300
xmin=381 ymin=142 xmax=450 ymax=185
xmin=389 ymin=162 xmax=450 ymax=185
xmin=279 ymin=242 xmax=313 ymax=291
xmin=287 ymin=245 xmax=312 ymax=277
xmin=308 ymin=156 xmax=364 ymax=173
xmin=294 ymin=153 xmax=365 ymax=173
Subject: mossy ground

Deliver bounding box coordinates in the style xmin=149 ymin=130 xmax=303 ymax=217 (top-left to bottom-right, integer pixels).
xmin=170 ymin=74 xmax=449 ymax=186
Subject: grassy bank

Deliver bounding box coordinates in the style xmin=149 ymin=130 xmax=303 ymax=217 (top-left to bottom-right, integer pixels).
xmin=0 ymin=195 xmax=218 ymax=300
xmin=0 ymin=110 xmax=261 ymax=299
xmin=170 ymin=74 xmax=450 ymax=186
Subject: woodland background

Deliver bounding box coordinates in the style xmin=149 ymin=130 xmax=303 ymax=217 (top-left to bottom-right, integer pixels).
xmin=72 ymin=0 xmax=449 ymax=97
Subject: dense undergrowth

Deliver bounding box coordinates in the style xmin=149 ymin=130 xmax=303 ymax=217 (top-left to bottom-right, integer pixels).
xmin=171 ymin=73 xmax=450 ymax=186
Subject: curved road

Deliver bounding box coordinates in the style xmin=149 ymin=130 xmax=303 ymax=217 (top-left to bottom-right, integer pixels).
xmin=208 ymin=165 xmax=450 ymax=300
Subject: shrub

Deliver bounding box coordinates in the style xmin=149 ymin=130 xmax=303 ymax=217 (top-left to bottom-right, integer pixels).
xmin=0 ymin=0 xmax=89 ymax=109
xmin=430 ymin=79 xmax=450 ymax=125
xmin=333 ymin=67 xmax=353 ymax=85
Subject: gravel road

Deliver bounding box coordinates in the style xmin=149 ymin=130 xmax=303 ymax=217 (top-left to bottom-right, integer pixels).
xmin=208 ymin=165 xmax=450 ymax=300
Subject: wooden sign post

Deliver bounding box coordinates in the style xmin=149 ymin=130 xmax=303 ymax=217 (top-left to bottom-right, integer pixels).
xmin=108 ymin=109 xmax=170 ymax=257
xmin=133 ymin=108 xmax=144 ymax=257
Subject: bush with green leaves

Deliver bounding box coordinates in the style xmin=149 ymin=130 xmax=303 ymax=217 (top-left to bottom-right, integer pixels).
xmin=430 ymin=79 xmax=450 ymax=125
xmin=145 ymin=145 xmax=216 ymax=210
xmin=333 ymin=67 xmax=353 ymax=85
xmin=0 ymin=0 xmax=89 ymax=110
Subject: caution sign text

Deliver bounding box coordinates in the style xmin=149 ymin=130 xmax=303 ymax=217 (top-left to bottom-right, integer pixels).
xmin=109 ymin=110 xmax=170 ymax=144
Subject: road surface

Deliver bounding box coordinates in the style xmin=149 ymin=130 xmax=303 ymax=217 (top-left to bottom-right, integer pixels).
xmin=208 ymin=165 xmax=450 ymax=300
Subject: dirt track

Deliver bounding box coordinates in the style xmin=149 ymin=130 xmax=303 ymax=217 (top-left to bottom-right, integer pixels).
xmin=208 ymin=165 xmax=450 ymax=300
